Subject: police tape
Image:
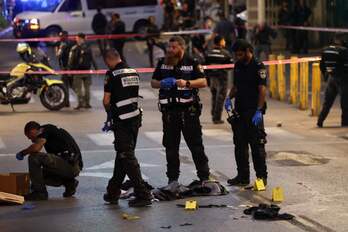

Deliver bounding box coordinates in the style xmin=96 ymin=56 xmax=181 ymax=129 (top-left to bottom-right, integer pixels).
xmin=277 ymin=25 xmax=348 ymax=33
xmin=0 ymin=56 xmax=321 ymax=76
xmin=0 ymin=29 xmax=212 ymax=43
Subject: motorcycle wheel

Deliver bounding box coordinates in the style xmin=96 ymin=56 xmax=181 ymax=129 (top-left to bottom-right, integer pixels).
xmin=40 ymin=84 xmax=66 ymax=111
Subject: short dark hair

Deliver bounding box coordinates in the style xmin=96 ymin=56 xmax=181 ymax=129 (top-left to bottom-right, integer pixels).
xmin=24 ymin=121 xmax=40 ymax=134
xmin=105 ymin=48 xmax=120 ymax=60
xmin=77 ymin=32 xmax=86 ymax=39
xmin=169 ymin=36 xmax=186 ymax=48
xmin=232 ymin=39 xmax=254 ymax=53
xmin=214 ymin=35 xmax=224 ymax=45
xmin=113 ymin=13 xmax=120 ymax=19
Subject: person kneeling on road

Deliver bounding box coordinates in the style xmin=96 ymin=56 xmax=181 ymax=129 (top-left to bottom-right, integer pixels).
xmin=16 ymin=121 xmax=83 ymax=201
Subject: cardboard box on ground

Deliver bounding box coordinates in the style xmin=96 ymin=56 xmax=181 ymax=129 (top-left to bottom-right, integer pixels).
xmin=0 ymin=173 xmax=30 ymax=195
xmin=0 ymin=173 xmax=29 ymax=205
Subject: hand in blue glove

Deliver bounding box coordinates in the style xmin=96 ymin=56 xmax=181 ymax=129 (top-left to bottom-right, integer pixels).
xmin=160 ymin=77 xmax=177 ymax=89
xmin=102 ymin=112 xmax=113 ymax=132
xmin=16 ymin=152 xmax=24 ymax=161
xmin=252 ymin=110 xmax=263 ymax=126
xmin=224 ymin=98 xmax=233 ymax=112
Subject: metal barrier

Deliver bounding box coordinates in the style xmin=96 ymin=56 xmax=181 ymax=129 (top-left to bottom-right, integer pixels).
xmin=289 ymin=56 xmax=299 ymax=105
xmin=311 ymin=63 xmax=321 ymax=116
xmin=277 ymin=55 xmax=286 ymax=101
xmin=268 ymin=54 xmax=278 ymax=99
xmin=299 ymin=61 xmax=309 ymax=110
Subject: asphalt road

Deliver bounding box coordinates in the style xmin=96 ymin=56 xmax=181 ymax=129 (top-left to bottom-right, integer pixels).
xmin=0 ymin=35 xmax=347 ymax=232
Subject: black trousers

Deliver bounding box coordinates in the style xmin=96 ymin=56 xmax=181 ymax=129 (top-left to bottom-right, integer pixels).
xmin=28 ymin=153 xmax=80 ymax=192
xmin=231 ymin=110 xmax=268 ymax=181
xmin=318 ymin=76 xmax=348 ymax=126
xmin=162 ymin=107 xmax=210 ymax=182
xmin=113 ymin=41 xmax=125 ymax=62
xmin=61 ymin=74 xmax=72 ymax=106
xmin=209 ymin=75 xmax=228 ymax=121
xmin=107 ymin=116 xmax=150 ymax=198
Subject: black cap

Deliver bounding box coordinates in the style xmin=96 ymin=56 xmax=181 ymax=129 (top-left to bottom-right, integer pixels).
xmin=232 ymin=39 xmax=253 ymax=52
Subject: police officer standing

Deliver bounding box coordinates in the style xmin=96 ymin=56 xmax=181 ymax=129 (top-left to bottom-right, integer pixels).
xmin=68 ymin=33 xmax=97 ymax=110
xmin=16 ymin=121 xmax=83 ymax=201
xmin=205 ymin=35 xmax=233 ymax=124
xmin=151 ymin=36 xmax=210 ymax=184
xmin=225 ymin=39 xmax=268 ymax=186
xmin=102 ymin=49 xmax=152 ymax=207
xmin=56 ymin=31 xmax=73 ymax=107
xmin=318 ymin=34 xmax=348 ymax=127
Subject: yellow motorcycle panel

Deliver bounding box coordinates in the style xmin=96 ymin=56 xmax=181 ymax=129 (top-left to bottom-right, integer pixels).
xmin=10 ymin=63 xmax=31 ymax=77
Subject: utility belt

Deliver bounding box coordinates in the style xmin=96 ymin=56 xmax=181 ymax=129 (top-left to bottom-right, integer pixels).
xmin=158 ymin=98 xmax=202 ymax=116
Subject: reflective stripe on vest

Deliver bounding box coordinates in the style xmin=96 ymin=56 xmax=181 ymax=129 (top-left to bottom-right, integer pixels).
xmin=119 ymin=109 xmax=140 ymax=120
xmin=116 ymin=97 xmax=139 ymax=107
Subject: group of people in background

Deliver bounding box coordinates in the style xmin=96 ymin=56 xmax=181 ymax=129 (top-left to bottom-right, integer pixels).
xmin=278 ymin=0 xmax=312 ymax=54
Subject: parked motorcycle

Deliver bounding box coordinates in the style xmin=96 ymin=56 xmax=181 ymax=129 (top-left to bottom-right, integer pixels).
xmin=0 ymin=43 xmax=67 ymax=111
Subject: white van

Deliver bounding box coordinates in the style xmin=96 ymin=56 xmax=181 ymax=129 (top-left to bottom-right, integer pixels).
xmin=13 ymin=0 xmax=163 ymax=38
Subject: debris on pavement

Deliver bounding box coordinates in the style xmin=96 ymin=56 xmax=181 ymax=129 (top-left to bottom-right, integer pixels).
xmin=22 ymin=203 xmax=35 ymax=210
xmin=160 ymin=226 xmax=172 ymax=229
xmin=180 ymin=223 xmax=193 ymax=227
xmin=122 ymin=213 xmax=140 ymax=220
xmin=244 ymin=204 xmax=295 ymax=221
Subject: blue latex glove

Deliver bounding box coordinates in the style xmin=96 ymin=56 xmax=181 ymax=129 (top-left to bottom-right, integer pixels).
xmin=224 ymin=98 xmax=233 ymax=112
xmin=252 ymin=110 xmax=263 ymax=126
xmin=102 ymin=112 xmax=113 ymax=132
xmin=16 ymin=152 xmax=24 ymax=161
xmin=102 ymin=121 xmax=113 ymax=132
xmin=160 ymin=77 xmax=176 ymax=89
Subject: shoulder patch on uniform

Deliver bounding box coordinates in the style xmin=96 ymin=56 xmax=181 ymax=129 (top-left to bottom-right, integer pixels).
xmin=259 ymin=69 xmax=267 ymax=79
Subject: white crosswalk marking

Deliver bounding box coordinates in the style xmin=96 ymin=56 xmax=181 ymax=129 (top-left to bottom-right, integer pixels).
xmin=139 ymin=89 xmax=157 ymax=100
xmin=202 ymin=129 xmax=232 ymax=141
xmin=86 ymin=160 xmax=160 ymax=170
xmin=87 ymin=133 xmax=114 ymax=146
xmin=88 ymin=128 xmax=303 ymax=147
xmin=0 ymin=138 xmax=6 ymax=149
xmin=80 ymin=172 xmax=149 ymax=180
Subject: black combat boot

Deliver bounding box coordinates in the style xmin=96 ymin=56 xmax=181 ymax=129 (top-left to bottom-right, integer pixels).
xmin=227 ymin=176 xmax=250 ymax=186
xmin=63 ymin=179 xmax=79 ymax=198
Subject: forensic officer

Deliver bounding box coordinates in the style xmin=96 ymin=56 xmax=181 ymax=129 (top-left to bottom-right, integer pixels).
xmin=151 ymin=36 xmax=210 ymax=184
xmin=16 ymin=121 xmax=83 ymax=201
xmin=205 ymin=35 xmax=233 ymax=124
xmin=225 ymin=39 xmax=268 ymax=186
xmin=102 ymin=49 xmax=152 ymax=207
xmin=318 ymin=34 xmax=348 ymax=127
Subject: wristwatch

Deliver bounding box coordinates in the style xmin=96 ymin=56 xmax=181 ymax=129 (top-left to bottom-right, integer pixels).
xmin=185 ymin=80 xmax=191 ymax=88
